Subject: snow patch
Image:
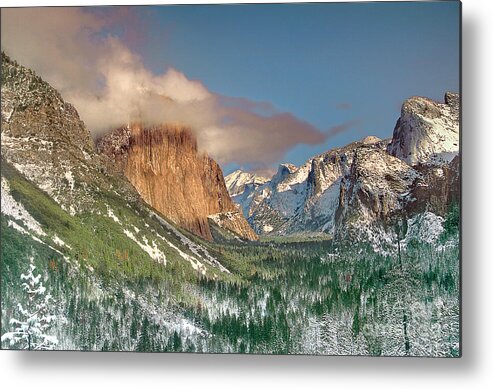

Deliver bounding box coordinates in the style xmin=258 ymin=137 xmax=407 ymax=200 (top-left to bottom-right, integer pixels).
xmin=7 ymin=221 xmax=70 ymax=261
xmin=1 ymin=177 xmax=46 ymax=236
xmin=157 ymin=234 xmax=207 ymax=276
xmin=403 ymin=212 xmax=444 ymax=246
xmin=123 ymin=228 xmax=167 ymax=265
xmin=52 ymin=235 xmax=72 ymax=250
xmin=106 ymin=206 xmax=121 ymax=225
xmin=64 ymin=169 xmax=75 ymax=191
xmin=151 ymin=212 xmax=230 ymax=274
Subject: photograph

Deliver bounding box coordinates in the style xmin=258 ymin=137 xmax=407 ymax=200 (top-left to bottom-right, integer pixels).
xmin=1 ymin=1 xmax=461 ymax=356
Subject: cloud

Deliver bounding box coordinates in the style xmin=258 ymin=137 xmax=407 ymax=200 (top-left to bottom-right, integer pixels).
xmin=248 ymin=166 xmax=277 ymax=179
xmin=1 ymin=7 xmax=106 ymax=96
xmin=1 ymin=7 xmax=354 ymax=167
xmin=216 ymin=95 xmax=278 ymax=116
xmin=335 ymin=102 xmax=352 ymax=110
xmin=326 ymin=120 xmax=360 ymax=137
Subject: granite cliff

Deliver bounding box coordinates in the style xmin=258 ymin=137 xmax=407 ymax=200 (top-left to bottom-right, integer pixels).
xmin=226 ymin=93 xmax=460 ymax=248
xmin=97 ymin=124 xmax=257 ymax=241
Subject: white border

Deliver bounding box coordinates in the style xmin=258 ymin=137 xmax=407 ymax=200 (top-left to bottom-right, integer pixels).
xmin=1 ymin=1 xmax=492 ymax=388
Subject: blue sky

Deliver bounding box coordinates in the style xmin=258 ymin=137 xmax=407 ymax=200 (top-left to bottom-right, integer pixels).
xmin=2 ymin=3 xmax=460 ymax=175
xmin=120 ymin=2 xmax=459 ymax=174
xmin=96 ymin=2 xmax=459 ymax=174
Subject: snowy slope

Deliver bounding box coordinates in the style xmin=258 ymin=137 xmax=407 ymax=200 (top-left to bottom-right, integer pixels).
xmin=224 ymin=170 xmax=270 ymax=217
xmin=0 ymin=52 xmax=231 ymax=277
xmin=225 ymin=93 xmax=460 ymax=241
xmin=226 ymin=136 xmax=385 ymax=236
xmin=387 ymin=92 xmax=459 ymax=166
xmin=224 ymin=170 xmax=270 ymax=197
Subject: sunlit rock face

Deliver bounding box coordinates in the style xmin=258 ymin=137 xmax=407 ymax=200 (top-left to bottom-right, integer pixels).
xmin=387 ymin=93 xmax=459 ymax=166
xmin=97 ymin=123 xmax=257 ymax=241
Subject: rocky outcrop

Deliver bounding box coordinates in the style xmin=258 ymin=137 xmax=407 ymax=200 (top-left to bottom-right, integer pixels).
xmin=226 ymin=93 xmax=460 ymax=242
xmin=98 ymin=124 xmax=258 ymax=241
xmin=95 ymin=125 xmax=131 ymax=175
xmin=1 ymin=53 xmax=94 ymax=153
xmin=387 ymin=92 xmax=459 ymax=166
xmin=334 ymin=143 xmax=420 ymax=239
xmin=0 ymin=52 xmax=130 ymax=215
xmin=404 ymin=155 xmax=460 ymax=216
xmin=226 ymin=137 xmax=390 ymax=236
xmin=333 ymin=92 xmax=460 ymax=242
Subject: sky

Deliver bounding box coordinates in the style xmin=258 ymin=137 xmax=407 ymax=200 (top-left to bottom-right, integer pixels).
xmin=1 ymin=2 xmax=460 ymax=176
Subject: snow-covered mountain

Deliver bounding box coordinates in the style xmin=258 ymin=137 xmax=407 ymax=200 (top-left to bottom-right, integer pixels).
xmin=224 ymin=170 xmax=270 ymax=217
xmin=226 ymin=136 xmax=386 ymax=235
xmin=0 ymin=51 xmax=237 ymax=276
xmin=226 ymin=94 xmax=460 ymax=241
xmin=387 ymin=92 xmax=459 ymax=166
xmin=224 ymin=170 xmax=270 ymax=197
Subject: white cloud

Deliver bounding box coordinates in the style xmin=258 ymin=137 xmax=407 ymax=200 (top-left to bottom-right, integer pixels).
xmin=1 ymin=7 xmax=353 ymax=166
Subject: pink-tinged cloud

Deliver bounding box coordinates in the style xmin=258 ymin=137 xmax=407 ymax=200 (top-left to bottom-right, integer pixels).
xmin=326 ymin=120 xmax=360 ymax=137
xmin=335 ymin=102 xmax=352 ymax=110
xmin=1 ymin=7 xmax=356 ymax=166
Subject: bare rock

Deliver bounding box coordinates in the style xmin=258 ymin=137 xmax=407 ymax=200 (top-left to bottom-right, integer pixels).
xmin=98 ymin=123 xmax=258 ymax=241
xmin=387 ymin=93 xmax=460 ymax=166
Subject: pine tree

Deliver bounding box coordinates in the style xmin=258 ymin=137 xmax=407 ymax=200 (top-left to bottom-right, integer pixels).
xmin=172 ymin=330 xmax=182 ymax=352
xmin=1 ymin=257 xmax=58 ymax=350
xmin=136 ymin=316 xmax=150 ymax=352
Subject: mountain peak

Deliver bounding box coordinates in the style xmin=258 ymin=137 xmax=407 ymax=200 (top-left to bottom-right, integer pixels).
xmin=279 ymin=163 xmax=297 ymax=172
xmin=361 ymin=135 xmax=382 ymax=145
xmin=271 ymin=163 xmax=297 ymax=183
xmin=387 ymin=93 xmax=460 ymax=166
xmin=225 ymin=169 xmax=270 ymax=197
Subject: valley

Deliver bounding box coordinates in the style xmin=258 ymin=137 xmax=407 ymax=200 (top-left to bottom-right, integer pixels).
xmin=1 ymin=159 xmax=460 ymax=355
xmin=0 ymin=51 xmax=460 ymax=356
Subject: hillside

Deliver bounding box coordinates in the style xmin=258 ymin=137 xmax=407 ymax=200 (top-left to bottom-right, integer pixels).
xmin=226 ymin=94 xmax=460 ymax=248
xmin=1 ymin=53 xmax=460 ymax=356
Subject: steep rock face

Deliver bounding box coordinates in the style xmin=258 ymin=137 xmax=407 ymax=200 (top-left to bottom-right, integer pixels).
xmin=95 ymin=125 xmax=131 ymax=176
xmin=226 ymin=137 xmax=385 ymax=235
xmin=405 ymin=155 xmax=460 ymax=217
xmin=0 ymin=52 xmax=130 ymax=215
xmin=334 ymin=144 xmax=420 ymax=241
xmin=98 ymin=124 xmax=257 ymax=241
xmin=334 ymin=93 xmax=460 ymax=242
xmin=226 ymin=93 xmax=460 ymax=242
xmin=334 ymin=151 xmax=460 ymax=249
xmin=387 ymin=92 xmax=459 ymax=165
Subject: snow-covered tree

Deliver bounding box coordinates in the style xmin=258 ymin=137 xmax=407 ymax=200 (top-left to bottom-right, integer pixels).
xmin=1 ymin=257 xmax=58 ymax=350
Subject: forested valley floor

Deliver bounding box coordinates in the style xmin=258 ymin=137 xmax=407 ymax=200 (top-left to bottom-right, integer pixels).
xmin=1 ymin=207 xmax=460 ymax=356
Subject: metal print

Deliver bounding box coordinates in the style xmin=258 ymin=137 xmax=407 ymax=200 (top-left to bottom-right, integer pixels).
xmin=0 ymin=2 xmax=461 ymax=356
